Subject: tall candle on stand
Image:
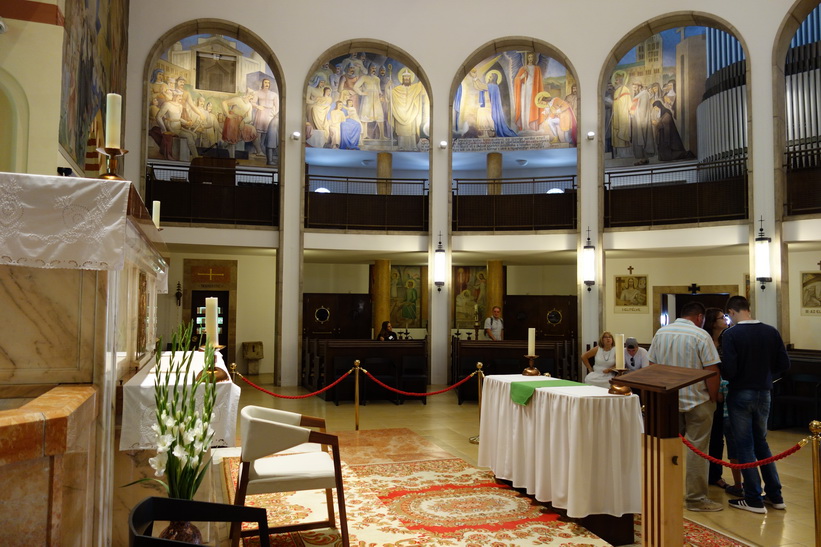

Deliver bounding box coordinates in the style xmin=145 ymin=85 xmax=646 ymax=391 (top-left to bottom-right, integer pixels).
xmin=152 ymin=201 xmax=161 ymax=229
xmin=105 ymin=93 xmax=122 ymax=149
xmin=528 ymin=328 xmax=536 ymax=356
xmin=205 ymin=297 xmax=218 ymax=348
xmin=615 ymin=333 xmax=625 ymax=370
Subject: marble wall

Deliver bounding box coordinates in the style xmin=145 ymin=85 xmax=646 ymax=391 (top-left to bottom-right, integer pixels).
xmin=0 ymin=386 xmax=97 ymax=546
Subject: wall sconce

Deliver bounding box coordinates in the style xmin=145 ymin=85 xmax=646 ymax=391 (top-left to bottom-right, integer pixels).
xmin=290 ymin=131 xmax=301 ymax=140
xmin=434 ymin=232 xmax=446 ymax=292
xmin=438 ymin=140 xmax=448 ymax=150
xmin=755 ymin=216 xmax=772 ymax=290
xmin=586 ymin=131 xmax=596 ymax=140
xmin=581 ymin=226 xmax=596 ymax=291
xmin=175 ymin=282 xmax=183 ymax=307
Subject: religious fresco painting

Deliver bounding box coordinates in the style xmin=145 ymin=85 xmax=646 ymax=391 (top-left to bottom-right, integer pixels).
xmin=452 ymin=51 xmax=577 ymax=152
xmin=453 ymin=266 xmax=488 ymax=329
xmin=146 ymin=34 xmax=280 ymax=166
xmin=390 ymin=266 xmax=422 ymax=329
xmin=59 ymin=0 xmax=129 ymax=174
xmin=615 ymin=275 xmax=648 ymax=313
xmin=604 ymin=27 xmax=732 ymax=168
xmin=801 ymin=272 xmax=821 ymax=315
xmin=304 ymin=53 xmax=430 ymax=152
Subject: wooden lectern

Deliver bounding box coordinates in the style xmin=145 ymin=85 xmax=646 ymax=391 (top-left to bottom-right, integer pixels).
xmin=611 ymin=364 xmax=717 ymax=547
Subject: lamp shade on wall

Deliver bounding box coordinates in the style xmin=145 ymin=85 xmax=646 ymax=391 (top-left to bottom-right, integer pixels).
xmin=434 ymin=234 xmax=446 ymax=291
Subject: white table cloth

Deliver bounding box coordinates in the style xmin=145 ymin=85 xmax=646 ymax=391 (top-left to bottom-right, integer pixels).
xmin=478 ymin=374 xmax=643 ymax=518
xmin=120 ymin=351 xmax=241 ymax=450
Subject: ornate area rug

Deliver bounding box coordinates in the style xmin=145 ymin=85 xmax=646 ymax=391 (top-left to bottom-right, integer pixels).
xmin=222 ymin=455 xmax=610 ymax=546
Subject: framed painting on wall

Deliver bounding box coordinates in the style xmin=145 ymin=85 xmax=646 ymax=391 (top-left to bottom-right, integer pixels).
xmin=614 ymin=275 xmax=648 ymax=313
xmin=390 ymin=266 xmax=422 ymax=328
xmin=453 ymin=266 xmax=488 ymax=328
xmin=801 ymin=272 xmax=821 ymax=316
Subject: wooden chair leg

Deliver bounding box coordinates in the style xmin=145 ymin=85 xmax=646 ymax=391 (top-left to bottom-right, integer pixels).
xmin=325 ymin=488 xmax=336 ymax=527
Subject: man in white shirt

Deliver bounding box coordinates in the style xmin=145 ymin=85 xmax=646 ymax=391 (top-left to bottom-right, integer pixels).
xmin=483 ymin=306 xmax=504 ymax=341
xmin=624 ymin=337 xmax=649 ymax=371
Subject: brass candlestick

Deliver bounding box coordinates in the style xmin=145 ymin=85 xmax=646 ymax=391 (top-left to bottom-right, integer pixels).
xmin=608 ymin=368 xmax=632 ymax=395
xmin=97 ymin=147 xmax=129 ymax=180
xmin=522 ymin=355 xmax=540 ymax=376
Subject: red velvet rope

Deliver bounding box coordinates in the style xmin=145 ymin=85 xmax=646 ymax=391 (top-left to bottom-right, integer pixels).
xmin=236 ymin=369 xmax=479 ymax=399
xmin=237 ymin=369 xmax=352 ymax=399
xmin=678 ymin=433 xmax=804 ymax=468
xmin=361 ymin=369 xmax=477 ymax=397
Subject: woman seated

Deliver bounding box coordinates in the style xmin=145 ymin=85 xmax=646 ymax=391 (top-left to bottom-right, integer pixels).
xmin=580 ymin=331 xmax=616 ymax=388
xmin=376 ymin=321 xmax=398 ymax=341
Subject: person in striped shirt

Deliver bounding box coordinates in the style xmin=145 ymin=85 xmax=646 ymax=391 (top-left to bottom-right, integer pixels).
xmin=648 ymin=301 xmax=722 ymax=512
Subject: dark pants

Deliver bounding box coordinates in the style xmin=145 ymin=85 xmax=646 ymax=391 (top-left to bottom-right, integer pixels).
xmin=708 ymin=401 xmax=725 ymax=484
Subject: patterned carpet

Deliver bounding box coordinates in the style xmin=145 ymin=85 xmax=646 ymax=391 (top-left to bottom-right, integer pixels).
xmin=221 ymin=448 xmax=746 ymax=546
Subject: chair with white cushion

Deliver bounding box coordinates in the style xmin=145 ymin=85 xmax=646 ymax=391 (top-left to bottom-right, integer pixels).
xmin=230 ymin=406 xmax=350 ymax=547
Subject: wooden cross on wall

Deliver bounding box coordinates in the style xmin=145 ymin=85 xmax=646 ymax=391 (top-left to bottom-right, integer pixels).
xmin=688 ymin=283 xmax=701 ymax=294
xmin=627 ymin=266 xmax=634 ymax=274
xmin=817 ymin=258 xmax=821 ymax=270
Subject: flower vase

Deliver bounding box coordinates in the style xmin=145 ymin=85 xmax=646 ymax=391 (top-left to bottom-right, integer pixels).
xmin=159 ymin=520 xmax=203 ymax=544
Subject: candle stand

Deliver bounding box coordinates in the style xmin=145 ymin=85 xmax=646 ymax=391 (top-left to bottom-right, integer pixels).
xmin=522 ymin=355 xmax=540 ymax=376
xmin=608 ymin=368 xmax=632 ymax=395
xmin=97 ymin=147 xmax=128 ymax=180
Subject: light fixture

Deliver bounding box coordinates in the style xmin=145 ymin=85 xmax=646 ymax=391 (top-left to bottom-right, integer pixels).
xmin=291 ymin=131 xmax=301 ymax=140
xmin=516 ymin=159 xmax=528 ymax=166
xmin=438 ymin=140 xmax=448 ymax=149
xmin=586 ymin=131 xmax=596 ymax=140
xmin=434 ymin=232 xmax=446 ymax=292
xmin=581 ymin=226 xmax=596 ymax=291
xmin=175 ymin=282 xmax=182 ymax=307
xmin=755 ymin=215 xmax=772 ymax=290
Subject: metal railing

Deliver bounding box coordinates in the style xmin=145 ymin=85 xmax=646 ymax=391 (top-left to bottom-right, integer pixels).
xmin=146 ymin=161 xmax=279 ymax=226
xmin=785 ymin=143 xmax=821 ymax=216
xmin=452 ymin=175 xmax=577 ymax=231
xmin=304 ymin=175 xmax=429 ymax=231
xmin=604 ymin=157 xmax=748 ymax=227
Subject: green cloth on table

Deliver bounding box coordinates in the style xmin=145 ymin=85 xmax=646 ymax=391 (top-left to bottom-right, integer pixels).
xmin=510 ymin=379 xmax=586 ymax=405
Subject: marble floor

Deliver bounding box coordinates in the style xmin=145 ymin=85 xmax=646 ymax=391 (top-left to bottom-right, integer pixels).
xmin=233 ymin=377 xmax=819 ymax=547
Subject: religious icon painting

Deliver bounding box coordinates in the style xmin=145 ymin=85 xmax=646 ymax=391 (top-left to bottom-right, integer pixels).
xmin=389 ymin=266 xmax=423 ymax=329
xmin=452 ymin=266 xmax=488 ymax=329
xmin=614 ymin=275 xmax=648 ymax=313
xmin=800 ymin=272 xmax=821 ymax=316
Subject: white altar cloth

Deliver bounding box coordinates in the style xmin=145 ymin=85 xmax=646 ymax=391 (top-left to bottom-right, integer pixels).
xmin=478 ymin=374 xmax=643 ymax=518
xmin=120 ymin=351 xmax=241 ymax=450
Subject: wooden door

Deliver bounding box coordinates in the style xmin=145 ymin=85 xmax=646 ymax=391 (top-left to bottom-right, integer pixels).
xmin=303 ymin=293 xmax=373 ymax=339
xmin=503 ymin=295 xmax=577 ymax=341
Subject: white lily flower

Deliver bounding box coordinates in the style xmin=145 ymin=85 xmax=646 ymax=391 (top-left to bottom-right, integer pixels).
xmin=172 ymin=444 xmax=189 ymax=467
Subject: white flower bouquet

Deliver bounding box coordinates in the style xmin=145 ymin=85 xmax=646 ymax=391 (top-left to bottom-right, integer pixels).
xmin=130 ymin=322 xmax=218 ymax=499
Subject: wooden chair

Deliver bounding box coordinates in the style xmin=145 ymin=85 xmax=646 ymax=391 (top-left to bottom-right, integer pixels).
xmin=129 ymin=496 xmax=270 ymax=546
xmin=231 ymin=406 xmax=349 ymax=547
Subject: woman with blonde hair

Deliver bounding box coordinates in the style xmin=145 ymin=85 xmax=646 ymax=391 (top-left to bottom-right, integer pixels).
xmin=580 ymin=331 xmax=617 ymax=388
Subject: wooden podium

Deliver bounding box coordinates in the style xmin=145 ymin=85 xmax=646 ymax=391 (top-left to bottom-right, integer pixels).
xmin=611 ymin=364 xmax=717 ymax=547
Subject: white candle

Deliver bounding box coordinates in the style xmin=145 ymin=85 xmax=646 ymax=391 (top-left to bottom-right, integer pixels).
xmin=528 ymin=328 xmax=536 ymax=356
xmin=615 ymin=333 xmax=625 ymax=370
xmin=205 ymin=297 xmax=219 ymax=347
xmin=152 ymin=201 xmax=161 ymax=229
xmin=105 ymin=93 xmax=122 ymax=149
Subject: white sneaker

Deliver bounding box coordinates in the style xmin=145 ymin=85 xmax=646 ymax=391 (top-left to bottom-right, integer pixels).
xmin=763 ymin=496 xmax=786 ymax=510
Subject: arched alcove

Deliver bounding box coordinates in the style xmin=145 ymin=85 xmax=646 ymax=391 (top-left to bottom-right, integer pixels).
xmin=0 ymin=68 xmax=29 ymax=173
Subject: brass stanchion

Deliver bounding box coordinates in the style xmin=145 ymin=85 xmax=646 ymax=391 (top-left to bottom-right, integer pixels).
xmin=469 ymin=362 xmax=484 ymax=444
xmin=811 ymin=420 xmax=821 ymax=546
xmin=354 ymin=360 xmax=361 ymax=431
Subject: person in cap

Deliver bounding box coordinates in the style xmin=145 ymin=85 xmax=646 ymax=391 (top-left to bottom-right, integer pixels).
xmin=624 ymin=337 xmax=649 ymax=371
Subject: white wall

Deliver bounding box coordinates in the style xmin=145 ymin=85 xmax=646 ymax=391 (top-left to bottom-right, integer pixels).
xmin=507 ymin=265 xmax=577 ymax=295
xmin=788 ymin=249 xmax=821 ymax=349
xmin=303 ymin=263 xmax=370 ymax=294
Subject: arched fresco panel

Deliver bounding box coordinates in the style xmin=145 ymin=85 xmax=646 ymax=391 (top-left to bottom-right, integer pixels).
xmin=147 ymin=34 xmax=280 ymax=166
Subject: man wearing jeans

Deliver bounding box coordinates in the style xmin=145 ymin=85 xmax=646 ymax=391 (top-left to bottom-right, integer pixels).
xmin=721 ymin=295 xmax=791 ymax=514
xmin=648 ymin=301 xmax=722 ymax=512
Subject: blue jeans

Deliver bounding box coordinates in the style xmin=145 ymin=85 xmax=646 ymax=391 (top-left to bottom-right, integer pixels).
xmin=726 ymin=389 xmax=782 ymax=503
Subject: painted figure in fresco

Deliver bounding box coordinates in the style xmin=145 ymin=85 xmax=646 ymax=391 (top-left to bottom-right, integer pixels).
xmin=543 ymin=96 xmax=577 ymax=144
xmin=150 ymin=68 xmax=170 ymax=105
xmin=391 ymin=68 xmax=427 ymax=151
xmin=199 ymin=102 xmax=220 ymax=149
xmin=564 ymin=84 xmax=579 ymax=116
xmin=401 ymin=279 xmax=418 ymax=321
xmin=340 ymin=99 xmax=362 ymax=150
xmin=305 ymin=77 xmax=327 ymax=127
xmin=662 ymin=79 xmax=677 ymax=113
xmin=328 ymin=101 xmax=346 ymax=148
xmin=252 ymin=78 xmax=280 ymax=164
xmin=307 ymin=87 xmax=333 ymax=147
xmin=513 ymin=52 xmax=545 ymax=132
xmin=611 ymin=71 xmax=632 ymax=152
xmin=652 ymin=100 xmax=693 ymax=161
xmin=155 ymin=90 xmax=199 ymax=160
xmin=453 ymin=67 xmax=485 ymax=137
xmin=221 ymin=89 xmax=258 ymax=158
xmin=353 ymin=65 xmax=385 ymax=139
xmin=483 ymin=71 xmax=517 ymax=138
xmin=329 ymin=65 xmax=343 ymax=102
xmin=630 ymin=80 xmax=656 ymax=165
xmin=603 ymin=82 xmax=615 ymax=155
xmin=338 ymin=65 xmax=361 ymax=112
xmin=174 ymin=77 xmax=197 ymax=126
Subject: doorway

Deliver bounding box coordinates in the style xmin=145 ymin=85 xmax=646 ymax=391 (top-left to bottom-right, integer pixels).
xmin=660 ymin=293 xmax=730 ymax=326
